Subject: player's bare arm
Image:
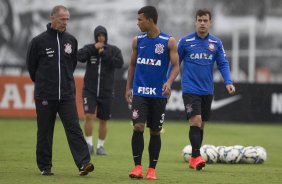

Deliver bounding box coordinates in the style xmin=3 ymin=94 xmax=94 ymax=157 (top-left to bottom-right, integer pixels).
xmin=162 ymin=37 xmax=179 ymax=97
xmin=125 ymin=37 xmax=138 ymax=104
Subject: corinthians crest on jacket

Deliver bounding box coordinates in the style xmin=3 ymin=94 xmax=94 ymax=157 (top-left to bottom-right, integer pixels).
xmin=64 ymin=43 xmax=72 ymax=54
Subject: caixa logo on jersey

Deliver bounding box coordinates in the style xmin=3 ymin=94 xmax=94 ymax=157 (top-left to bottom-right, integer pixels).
xmin=137 ymin=57 xmax=161 ymax=66
xmin=138 ymin=87 xmax=156 ymax=95
xmin=190 ymin=53 xmax=213 ymax=60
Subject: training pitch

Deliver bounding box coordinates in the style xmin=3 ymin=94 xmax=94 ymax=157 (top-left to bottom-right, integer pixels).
xmin=0 ymin=119 xmax=282 ymax=184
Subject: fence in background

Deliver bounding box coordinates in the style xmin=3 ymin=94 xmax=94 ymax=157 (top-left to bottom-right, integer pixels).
xmin=1 ymin=76 xmax=282 ymax=122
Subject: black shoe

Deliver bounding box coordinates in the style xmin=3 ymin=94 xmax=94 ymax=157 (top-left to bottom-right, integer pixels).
xmin=79 ymin=163 xmax=94 ymax=176
xmin=41 ymin=169 xmax=54 ymax=176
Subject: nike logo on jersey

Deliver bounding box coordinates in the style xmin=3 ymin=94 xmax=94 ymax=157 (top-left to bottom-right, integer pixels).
xmin=138 ymin=87 xmax=156 ymax=95
xmin=45 ymin=48 xmax=52 ymax=51
xmin=140 ymin=46 xmax=146 ymax=49
xmin=211 ymin=95 xmax=241 ymax=110
xmin=190 ymin=44 xmax=197 ymax=47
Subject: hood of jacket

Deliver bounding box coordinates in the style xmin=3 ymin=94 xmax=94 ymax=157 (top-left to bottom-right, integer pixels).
xmin=94 ymin=25 xmax=108 ymax=44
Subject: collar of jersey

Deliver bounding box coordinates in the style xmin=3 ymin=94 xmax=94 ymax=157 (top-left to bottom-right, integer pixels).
xmin=194 ymin=32 xmax=209 ymax=40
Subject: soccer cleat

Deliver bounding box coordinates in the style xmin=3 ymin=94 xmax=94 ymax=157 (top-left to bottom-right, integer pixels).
xmin=79 ymin=163 xmax=94 ymax=176
xmin=41 ymin=169 xmax=54 ymax=176
xmin=96 ymin=146 xmax=107 ymax=156
xmin=189 ymin=156 xmax=206 ymax=171
xmin=129 ymin=165 xmax=143 ymax=179
xmin=87 ymin=144 xmax=94 ymax=155
xmin=146 ymin=168 xmax=157 ymax=180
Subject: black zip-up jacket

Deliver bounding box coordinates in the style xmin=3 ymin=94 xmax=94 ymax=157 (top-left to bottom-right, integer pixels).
xmin=77 ymin=25 xmax=124 ymax=98
xmin=26 ymin=23 xmax=78 ymax=100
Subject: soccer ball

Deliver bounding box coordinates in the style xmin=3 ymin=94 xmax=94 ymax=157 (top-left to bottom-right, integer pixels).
xmin=201 ymin=144 xmax=218 ymax=163
xmin=224 ymin=146 xmax=243 ymax=164
xmin=254 ymin=146 xmax=267 ymax=164
xmin=216 ymin=146 xmax=226 ymax=163
xmin=222 ymin=146 xmax=233 ymax=163
xmin=233 ymin=145 xmax=244 ymax=150
xmin=240 ymin=146 xmax=258 ymax=164
xmin=221 ymin=146 xmax=233 ymax=163
xmin=182 ymin=144 xmax=192 ymax=162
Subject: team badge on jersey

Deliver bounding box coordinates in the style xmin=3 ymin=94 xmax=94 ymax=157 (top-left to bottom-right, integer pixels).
xmin=208 ymin=43 xmax=215 ymax=51
xmin=155 ymin=43 xmax=164 ymax=54
xmin=132 ymin=109 xmax=139 ymax=120
xmin=64 ymin=43 xmax=72 ymax=54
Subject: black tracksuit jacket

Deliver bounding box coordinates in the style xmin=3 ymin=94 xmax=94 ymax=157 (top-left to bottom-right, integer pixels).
xmin=26 ymin=23 xmax=78 ymax=100
xmin=77 ymin=26 xmax=124 ymax=98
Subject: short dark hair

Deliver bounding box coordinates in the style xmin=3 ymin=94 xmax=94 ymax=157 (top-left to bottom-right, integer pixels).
xmin=195 ymin=9 xmax=212 ymax=20
xmin=50 ymin=5 xmax=68 ymax=17
xmin=138 ymin=6 xmax=158 ymax=24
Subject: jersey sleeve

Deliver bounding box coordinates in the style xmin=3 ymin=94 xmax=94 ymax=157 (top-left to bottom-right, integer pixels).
xmin=215 ymin=41 xmax=233 ymax=84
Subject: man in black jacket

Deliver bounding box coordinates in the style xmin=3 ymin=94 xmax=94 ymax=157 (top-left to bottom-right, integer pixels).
xmin=26 ymin=5 xmax=94 ymax=176
xmin=77 ymin=25 xmax=124 ymax=155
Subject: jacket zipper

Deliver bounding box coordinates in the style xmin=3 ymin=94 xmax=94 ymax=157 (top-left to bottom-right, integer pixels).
xmin=97 ymin=57 xmax=101 ymax=97
xmin=56 ymin=33 xmax=61 ymax=100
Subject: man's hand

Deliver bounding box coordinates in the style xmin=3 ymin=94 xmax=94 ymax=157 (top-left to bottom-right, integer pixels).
xmin=95 ymin=42 xmax=104 ymax=49
xmin=125 ymin=89 xmax=133 ymax=104
xmin=226 ymin=84 xmax=236 ymax=95
xmin=162 ymin=82 xmax=171 ymax=97
xmin=98 ymin=47 xmax=104 ymax=55
xmin=95 ymin=42 xmax=104 ymax=55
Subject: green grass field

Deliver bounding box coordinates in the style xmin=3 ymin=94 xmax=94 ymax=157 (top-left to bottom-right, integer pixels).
xmin=0 ymin=119 xmax=282 ymax=184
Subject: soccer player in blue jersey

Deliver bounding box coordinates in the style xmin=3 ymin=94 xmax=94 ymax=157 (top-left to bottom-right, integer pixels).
xmin=178 ymin=9 xmax=235 ymax=170
xmin=125 ymin=6 xmax=179 ymax=180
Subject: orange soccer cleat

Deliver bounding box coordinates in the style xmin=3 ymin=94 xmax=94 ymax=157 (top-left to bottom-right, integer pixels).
xmin=129 ymin=165 xmax=143 ymax=179
xmin=146 ymin=168 xmax=157 ymax=180
xmin=189 ymin=156 xmax=206 ymax=171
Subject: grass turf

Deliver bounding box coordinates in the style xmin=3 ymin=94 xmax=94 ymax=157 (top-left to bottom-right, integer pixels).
xmin=0 ymin=119 xmax=282 ymax=184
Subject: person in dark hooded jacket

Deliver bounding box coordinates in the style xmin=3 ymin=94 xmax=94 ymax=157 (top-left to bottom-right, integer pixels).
xmin=77 ymin=25 xmax=124 ymax=155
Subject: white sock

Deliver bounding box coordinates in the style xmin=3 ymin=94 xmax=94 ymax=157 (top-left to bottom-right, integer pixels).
xmin=97 ymin=139 xmax=105 ymax=148
xmin=85 ymin=136 xmax=93 ymax=146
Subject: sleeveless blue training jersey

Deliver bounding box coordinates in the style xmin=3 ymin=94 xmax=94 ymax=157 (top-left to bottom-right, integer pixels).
xmin=133 ymin=32 xmax=171 ymax=98
xmin=178 ymin=32 xmax=232 ymax=95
